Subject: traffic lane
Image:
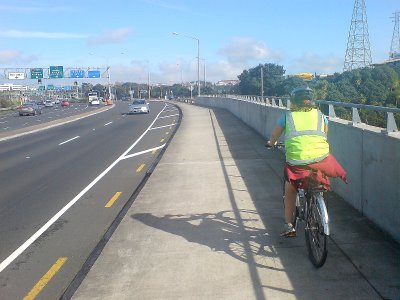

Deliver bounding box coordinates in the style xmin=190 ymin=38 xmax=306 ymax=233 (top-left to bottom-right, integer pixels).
xmin=0 ymin=101 xmax=125 ymax=173
xmin=0 ymin=103 xmax=178 ymax=299
xmin=0 ymin=103 xmax=102 ymax=133
xmin=0 ymin=101 xmax=167 ymax=262
xmin=0 ymin=145 xmax=166 ymax=300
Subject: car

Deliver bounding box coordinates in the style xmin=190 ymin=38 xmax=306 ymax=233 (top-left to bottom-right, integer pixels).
xmin=61 ymin=100 xmax=70 ymax=107
xmin=90 ymin=99 xmax=100 ymax=105
xmin=44 ymin=100 xmax=54 ymax=107
xmin=54 ymin=99 xmax=60 ymax=104
xmin=129 ymin=99 xmax=150 ymax=114
xmin=17 ymin=102 xmax=42 ymax=116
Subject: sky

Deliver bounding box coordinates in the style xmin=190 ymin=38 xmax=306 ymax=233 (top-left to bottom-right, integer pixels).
xmin=0 ymin=0 xmax=399 ymax=86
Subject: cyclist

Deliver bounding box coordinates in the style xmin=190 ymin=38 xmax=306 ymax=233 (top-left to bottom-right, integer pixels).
xmin=267 ymin=87 xmax=347 ymax=237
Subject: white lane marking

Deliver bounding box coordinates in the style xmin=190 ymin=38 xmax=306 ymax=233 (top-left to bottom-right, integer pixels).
xmin=150 ymin=123 xmax=175 ymax=130
xmin=104 ymin=121 xmax=113 ymax=126
xmin=158 ymin=113 xmax=179 ymax=119
xmin=121 ymin=144 xmax=166 ymax=160
xmin=0 ymin=121 xmax=7 ymax=124
xmin=0 ymin=103 xmax=168 ymax=273
xmin=58 ymin=136 xmax=80 ymax=145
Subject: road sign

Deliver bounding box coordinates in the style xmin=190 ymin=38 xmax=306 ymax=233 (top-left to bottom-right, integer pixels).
xmin=50 ymin=66 xmax=64 ymax=78
xmin=38 ymin=85 xmax=46 ymax=91
xmin=47 ymin=84 xmax=55 ymax=90
xmin=8 ymin=72 xmax=25 ymax=79
xmin=64 ymin=86 xmax=73 ymax=91
xmin=88 ymin=70 xmax=100 ymax=78
xmin=31 ymin=68 xmax=43 ymax=79
xmin=70 ymin=69 xmax=85 ymax=78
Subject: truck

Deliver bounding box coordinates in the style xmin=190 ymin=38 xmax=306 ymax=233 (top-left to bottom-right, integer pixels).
xmin=88 ymin=92 xmax=100 ymax=105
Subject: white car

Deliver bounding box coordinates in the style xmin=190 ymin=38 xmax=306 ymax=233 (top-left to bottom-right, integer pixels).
xmin=129 ymin=99 xmax=150 ymax=114
xmin=44 ymin=100 xmax=54 ymax=107
xmin=90 ymin=99 xmax=100 ymax=105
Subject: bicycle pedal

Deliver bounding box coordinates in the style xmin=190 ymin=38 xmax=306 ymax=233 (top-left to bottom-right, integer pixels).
xmin=285 ymin=231 xmax=297 ymax=238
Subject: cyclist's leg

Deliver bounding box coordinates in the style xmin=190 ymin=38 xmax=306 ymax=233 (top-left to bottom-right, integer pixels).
xmin=281 ymin=181 xmax=297 ymax=237
xmin=284 ymin=181 xmax=297 ymax=224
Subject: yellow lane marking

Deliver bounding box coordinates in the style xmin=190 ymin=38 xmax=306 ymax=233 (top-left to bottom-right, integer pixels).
xmin=160 ymin=138 xmax=165 ymax=143
xmin=23 ymin=257 xmax=67 ymax=300
xmin=152 ymin=149 xmax=157 ymax=154
xmin=136 ymin=164 xmax=145 ymax=173
xmin=105 ymin=192 xmax=122 ymax=208
xmin=165 ymin=131 xmax=169 ymax=135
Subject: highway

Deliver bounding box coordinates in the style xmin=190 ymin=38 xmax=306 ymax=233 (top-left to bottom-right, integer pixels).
xmin=0 ymin=100 xmax=181 ymax=299
xmin=0 ymin=103 xmax=102 ymax=134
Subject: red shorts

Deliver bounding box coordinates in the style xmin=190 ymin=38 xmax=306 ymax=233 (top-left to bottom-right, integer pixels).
xmin=284 ymin=154 xmax=347 ymax=190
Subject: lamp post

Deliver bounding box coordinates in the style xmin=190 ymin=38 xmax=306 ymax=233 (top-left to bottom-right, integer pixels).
xmin=146 ymin=60 xmax=151 ymax=100
xmin=200 ymin=58 xmax=206 ymax=91
xmin=172 ymin=32 xmax=200 ymax=97
xmin=177 ymin=63 xmax=183 ymax=85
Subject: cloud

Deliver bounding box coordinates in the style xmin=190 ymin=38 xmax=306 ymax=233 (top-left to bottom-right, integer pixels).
xmin=218 ymin=37 xmax=283 ymax=66
xmin=288 ymin=52 xmax=343 ymax=75
xmin=0 ymin=49 xmax=37 ymax=64
xmin=0 ymin=30 xmax=87 ymax=39
xmin=87 ymin=28 xmax=133 ymax=45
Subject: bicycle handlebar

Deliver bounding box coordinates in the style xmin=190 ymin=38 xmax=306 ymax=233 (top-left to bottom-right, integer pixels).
xmin=265 ymin=142 xmax=285 ymax=149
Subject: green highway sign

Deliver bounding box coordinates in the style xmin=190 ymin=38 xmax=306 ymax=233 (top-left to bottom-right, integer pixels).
xmin=49 ymin=66 xmax=64 ymax=78
xmin=47 ymin=84 xmax=55 ymax=90
xmin=38 ymin=85 xmax=46 ymax=91
xmin=30 ymin=68 xmax=43 ymax=79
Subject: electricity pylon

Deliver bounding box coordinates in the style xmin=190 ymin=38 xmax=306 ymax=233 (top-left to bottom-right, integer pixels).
xmin=343 ymin=0 xmax=372 ymax=71
xmin=389 ymin=11 xmax=400 ymax=59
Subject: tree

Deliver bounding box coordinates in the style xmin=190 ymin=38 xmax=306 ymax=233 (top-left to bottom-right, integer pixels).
xmin=237 ymin=63 xmax=286 ymax=96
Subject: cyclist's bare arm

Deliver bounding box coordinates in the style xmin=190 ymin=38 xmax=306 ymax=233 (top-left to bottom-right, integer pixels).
xmin=267 ymin=125 xmax=284 ymax=146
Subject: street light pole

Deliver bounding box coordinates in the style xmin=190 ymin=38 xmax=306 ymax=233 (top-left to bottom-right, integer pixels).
xmin=107 ymin=66 xmax=112 ymax=100
xmin=172 ymin=32 xmax=200 ymax=97
xmin=147 ymin=61 xmax=150 ymax=100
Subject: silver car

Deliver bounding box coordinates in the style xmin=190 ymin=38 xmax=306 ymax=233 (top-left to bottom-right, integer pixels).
xmin=129 ymin=99 xmax=150 ymax=114
xmin=18 ymin=102 xmax=42 ymax=116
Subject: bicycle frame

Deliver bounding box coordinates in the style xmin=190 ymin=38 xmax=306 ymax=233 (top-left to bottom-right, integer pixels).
xmin=295 ymin=182 xmax=330 ymax=236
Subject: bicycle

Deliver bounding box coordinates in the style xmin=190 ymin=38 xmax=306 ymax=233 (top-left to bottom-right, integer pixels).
xmin=266 ymin=142 xmax=329 ymax=268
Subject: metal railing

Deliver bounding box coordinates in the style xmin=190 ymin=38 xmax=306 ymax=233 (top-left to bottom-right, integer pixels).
xmin=202 ymin=95 xmax=399 ymax=134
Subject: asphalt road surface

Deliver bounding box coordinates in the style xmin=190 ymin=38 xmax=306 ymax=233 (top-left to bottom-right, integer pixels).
xmin=0 ymin=103 xmax=102 ymax=134
xmin=0 ymin=100 xmax=181 ymax=300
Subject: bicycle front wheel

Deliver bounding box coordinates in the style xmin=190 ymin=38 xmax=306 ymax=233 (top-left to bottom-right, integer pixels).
xmin=305 ymin=195 xmax=327 ymax=267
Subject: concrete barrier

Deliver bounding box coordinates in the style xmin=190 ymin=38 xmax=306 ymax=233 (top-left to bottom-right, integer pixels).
xmin=194 ymin=96 xmax=400 ymax=243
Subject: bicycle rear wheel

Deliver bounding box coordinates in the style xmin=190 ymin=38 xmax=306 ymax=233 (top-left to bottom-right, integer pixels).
xmin=305 ymin=195 xmax=327 ymax=267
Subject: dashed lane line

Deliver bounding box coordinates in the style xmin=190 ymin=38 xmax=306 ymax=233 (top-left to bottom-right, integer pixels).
xmin=23 ymin=257 xmax=67 ymax=300
xmin=105 ymin=192 xmax=122 ymax=208
xmin=58 ymin=136 xmax=80 ymax=146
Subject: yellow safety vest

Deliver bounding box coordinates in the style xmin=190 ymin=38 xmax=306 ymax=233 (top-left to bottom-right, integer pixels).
xmin=284 ymin=109 xmax=329 ymax=165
